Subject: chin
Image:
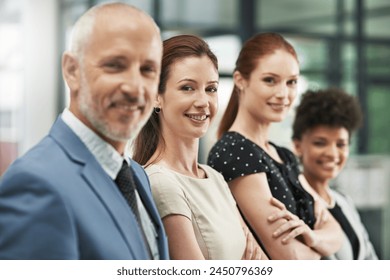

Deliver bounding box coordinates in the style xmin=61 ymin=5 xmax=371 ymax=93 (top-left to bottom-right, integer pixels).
xmin=269 ymin=116 xmax=285 ymax=123
xmin=321 ymin=172 xmax=338 ymax=181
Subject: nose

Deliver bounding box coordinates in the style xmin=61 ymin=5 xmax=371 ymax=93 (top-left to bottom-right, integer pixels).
xmin=120 ymin=67 xmax=145 ymax=98
xmin=275 ymin=83 xmax=288 ymax=99
xmin=324 ymin=144 xmax=339 ymax=159
xmin=193 ymin=90 xmax=209 ymax=108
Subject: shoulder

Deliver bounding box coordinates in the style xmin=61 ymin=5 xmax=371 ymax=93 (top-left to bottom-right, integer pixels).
xmin=330 ymin=189 xmax=356 ymax=208
xmin=145 ymin=165 xmax=191 ymax=219
xmin=1 ymin=137 xmax=66 ymax=189
xmin=272 ymin=143 xmax=297 ymax=163
xmin=271 ymin=143 xmax=301 ymax=174
xmin=208 ymin=132 xmax=260 ymax=159
xmin=145 ymin=165 xmax=177 ymax=183
xmin=208 ymin=132 xmax=270 ymax=182
xmin=129 ymin=159 xmax=148 ymax=180
xmin=330 ymin=188 xmax=350 ymax=202
xmin=145 ymin=165 xmax=185 ymax=196
xmin=200 ymin=164 xmax=227 ymax=184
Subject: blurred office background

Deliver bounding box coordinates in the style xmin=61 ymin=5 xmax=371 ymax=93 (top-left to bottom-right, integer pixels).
xmin=0 ymin=0 xmax=389 ymax=258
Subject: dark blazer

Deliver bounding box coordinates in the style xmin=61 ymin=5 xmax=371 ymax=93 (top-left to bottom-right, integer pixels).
xmin=0 ymin=117 xmax=169 ymax=260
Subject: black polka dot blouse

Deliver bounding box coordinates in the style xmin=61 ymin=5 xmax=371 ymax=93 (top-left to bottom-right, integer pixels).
xmin=208 ymin=131 xmax=316 ymax=229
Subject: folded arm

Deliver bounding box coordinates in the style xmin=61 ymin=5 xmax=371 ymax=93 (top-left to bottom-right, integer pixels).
xmin=238 ymin=211 xmax=268 ymax=260
xmin=229 ymin=173 xmax=321 ymax=260
xmin=298 ymin=174 xmax=344 ymax=256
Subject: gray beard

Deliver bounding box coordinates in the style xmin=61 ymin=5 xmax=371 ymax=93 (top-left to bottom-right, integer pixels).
xmin=77 ymin=79 xmax=136 ymax=143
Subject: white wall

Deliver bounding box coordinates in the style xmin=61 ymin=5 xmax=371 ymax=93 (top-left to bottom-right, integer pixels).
xmin=21 ymin=0 xmax=59 ymax=154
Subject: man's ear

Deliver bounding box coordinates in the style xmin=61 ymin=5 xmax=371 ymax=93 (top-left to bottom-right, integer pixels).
xmin=62 ymin=52 xmax=81 ymax=94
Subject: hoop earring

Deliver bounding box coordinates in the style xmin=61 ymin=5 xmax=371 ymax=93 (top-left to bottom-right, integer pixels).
xmin=154 ymin=107 xmax=161 ymax=114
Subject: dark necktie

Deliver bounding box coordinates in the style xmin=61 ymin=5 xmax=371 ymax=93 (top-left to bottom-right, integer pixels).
xmin=115 ymin=161 xmax=141 ymax=224
xmin=115 ymin=161 xmax=153 ymax=258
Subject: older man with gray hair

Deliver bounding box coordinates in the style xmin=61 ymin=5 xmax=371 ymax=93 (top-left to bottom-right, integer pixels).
xmin=0 ymin=2 xmax=168 ymax=260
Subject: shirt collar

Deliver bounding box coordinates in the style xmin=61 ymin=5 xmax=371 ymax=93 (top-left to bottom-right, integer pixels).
xmin=61 ymin=108 xmax=130 ymax=179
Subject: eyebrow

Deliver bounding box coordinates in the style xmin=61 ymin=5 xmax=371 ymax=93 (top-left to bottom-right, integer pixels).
xmin=178 ymin=78 xmax=219 ymax=84
xmin=312 ymin=136 xmax=348 ymax=141
xmin=262 ymin=72 xmax=300 ymax=78
xmin=100 ymin=55 xmax=127 ymax=61
xmin=143 ymin=59 xmax=159 ymax=66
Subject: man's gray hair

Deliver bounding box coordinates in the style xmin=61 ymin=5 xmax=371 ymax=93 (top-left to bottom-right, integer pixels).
xmin=68 ymin=10 xmax=95 ymax=58
xmin=68 ymin=2 xmax=156 ymax=59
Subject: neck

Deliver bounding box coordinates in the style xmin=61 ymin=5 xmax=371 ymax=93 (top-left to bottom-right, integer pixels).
xmin=230 ymin=109 xmax=270 ymax=148
xmin=152 ymin=130 xmax=202 ymax=178
xmin=70 ymin=106 xmax=126 ymax=155
xmin=304 ymin=173 xmax=332 ymax=205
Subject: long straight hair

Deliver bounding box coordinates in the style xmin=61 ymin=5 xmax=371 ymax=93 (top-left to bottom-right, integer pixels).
xmin=217 ymin=32 xmax=298 ymax=139
xmin=132 ymin=34 xmax=218 ymax=166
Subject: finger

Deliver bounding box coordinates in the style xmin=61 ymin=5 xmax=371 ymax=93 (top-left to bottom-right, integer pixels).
xmin=314 ymin=205 xmax=327 ymax=228
xmin=315 ymin=213 xmax=322 ymax=227
xmin=273 ymin=219 xmax=306 ymax=238
xmin=290 ymin=213 xmax=300 ymax=221
xmin=314 ymin=213 xmax=322 ymax=228
xmin=268 ymin=210 xmax=299 ymax=222
xmin=268 ymin=209 xmax=290 ymax=222
xmin=314 ymin=210 xmax=323 ymax=228
xmin=245 ymin=232 xmax=253 ymax=259
xmin=322 ymin=209 xmax=329 ymax=223
xmin=253 ymin=246 xmax=262 ymax=260
xmin=270 ymin=197 xmax=286 ymax=210
xmin=281 ymin=226 xmax=305 ymax=244
xmin=242 ymin=225 xmax=249 ymax=236
xmin=313 ymin=199 xmax=322 ymax=220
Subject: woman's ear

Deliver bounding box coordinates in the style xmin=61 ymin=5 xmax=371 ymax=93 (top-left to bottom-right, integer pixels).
xmin=293 ymin=139 xmax=302 ymax=157
xmin=155 ymin=93 xmax=162 ymax=108
xmin=233 ymin=70 xmax=246 ymax=91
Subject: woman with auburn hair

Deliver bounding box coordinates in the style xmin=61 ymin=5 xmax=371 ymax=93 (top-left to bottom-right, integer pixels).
xmin=208 ymin=32 xmax=343 ymax=259
xmin=292 ymin=88 xmax=377 ymax=259
xmin=133 ymin=34 xmax=267 ymax=260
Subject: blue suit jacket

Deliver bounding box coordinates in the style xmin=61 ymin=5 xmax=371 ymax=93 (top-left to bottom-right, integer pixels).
xmin=0 ymin=117 xmax=169 ymax=259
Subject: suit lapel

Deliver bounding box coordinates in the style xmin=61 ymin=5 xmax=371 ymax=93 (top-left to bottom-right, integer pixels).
xmin=50 ymin=117 xmax=149 ymax=259
xmin=81 ymin=163 xmax=149 ymax=259
xmin=130 ymin=160 xmax=169 ymax=259
xmin=131 ymin=170 xmax=159 ymax=225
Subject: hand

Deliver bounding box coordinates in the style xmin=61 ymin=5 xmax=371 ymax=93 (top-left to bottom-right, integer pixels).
xmin=241 ymin=226 xmax=263 ymax=260
xmin=268 ymin=197 xmax=297 ymax=221
xmin=313 ymin=197 xmax=329 ymax=229
xmin=298 ymin=174 xmax=329 ymax=229
xmin=268 ymin=197 xmax=318 ymax=248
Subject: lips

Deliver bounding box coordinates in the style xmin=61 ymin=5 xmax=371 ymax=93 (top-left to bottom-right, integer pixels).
xmin=110 ymin=101 xmax=145 ymax=116
xmin=114 ymin=103 xmax=139 ymax=111
xmin=318 ymin=160 xmax=340 ymax=171
xmin=268 ymin=103 xmax=289 ymax=110
xmin=110 ymin=93 xmax=146 ymax=112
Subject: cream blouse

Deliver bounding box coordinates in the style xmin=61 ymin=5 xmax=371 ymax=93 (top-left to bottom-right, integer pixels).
xmin=146 ymin=164 xmax=246 ymax=260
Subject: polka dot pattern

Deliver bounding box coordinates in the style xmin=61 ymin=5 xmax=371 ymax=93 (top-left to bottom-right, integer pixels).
xmin=208 ymin=131 xmax=316 ymax=229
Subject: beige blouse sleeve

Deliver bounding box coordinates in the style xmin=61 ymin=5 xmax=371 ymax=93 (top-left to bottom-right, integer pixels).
xmin=148 ymin=171 xmax=192 ymax=220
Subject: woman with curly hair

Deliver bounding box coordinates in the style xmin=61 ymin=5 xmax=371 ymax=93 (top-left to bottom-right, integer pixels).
xmin=292 ymin=88 xmax=378 ymax=259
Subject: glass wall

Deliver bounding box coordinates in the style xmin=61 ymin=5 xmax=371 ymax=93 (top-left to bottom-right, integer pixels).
xmin=1 ymin=0 xmax=389 ymax=258
xmin=0 ymin=0 xmax=24 ymax=175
